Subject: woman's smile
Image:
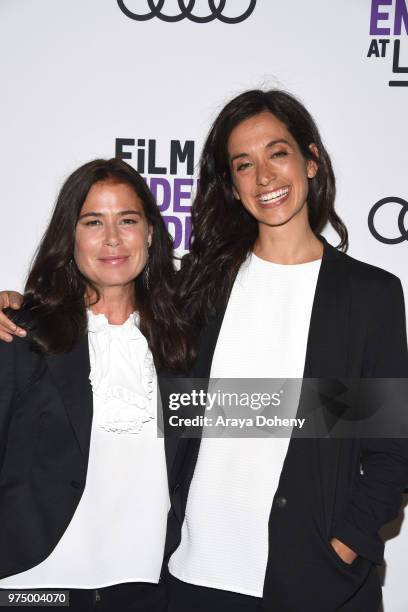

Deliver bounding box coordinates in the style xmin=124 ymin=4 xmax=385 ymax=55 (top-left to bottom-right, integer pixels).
xmin=255 ymin=185 xmax=291 ymax=208
xmin=98 ymin=255 xmax=130 ymax=265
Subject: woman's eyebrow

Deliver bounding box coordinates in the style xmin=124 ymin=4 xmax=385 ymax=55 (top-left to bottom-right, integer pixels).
xmin=78 ymin=211 xmax=103 ymax=219
xmin=230 ymin=152 xmax=249 ymax=163
xmin=230 ymin=139 xmax=290 ymax=163
xmin=265 ymin=139 xmax=290 ymax=148
xmin=117 ymin=210 xmax=142 ymax=217
xmin=78 ymin=210 xmax=142 ymax=220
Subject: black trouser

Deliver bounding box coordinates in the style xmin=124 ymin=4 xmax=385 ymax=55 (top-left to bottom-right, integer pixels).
xmin=166 ymin=572 xmax=261 ymax=612
xmin=0 ymin=581 xmax=167 ymax=612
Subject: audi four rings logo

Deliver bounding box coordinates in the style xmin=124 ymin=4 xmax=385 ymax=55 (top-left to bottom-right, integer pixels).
xmin=117 ymin=0 xmax=257 ymax=23
xmin=368 ymin=197 xmax=408 ymax=244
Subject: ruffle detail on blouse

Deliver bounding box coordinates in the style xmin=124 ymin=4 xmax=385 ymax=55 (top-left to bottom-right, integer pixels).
xmin=87 ymin=310 xmax=155 ymax=434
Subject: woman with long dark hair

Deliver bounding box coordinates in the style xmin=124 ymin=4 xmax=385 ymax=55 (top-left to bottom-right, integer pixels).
xmin=0 ymin=158 xmax=191 ymax=611
xmin=162 ymin=90 xmax=408 ymax=612
xmin=1 ymin=92 xmax=408 ymax=612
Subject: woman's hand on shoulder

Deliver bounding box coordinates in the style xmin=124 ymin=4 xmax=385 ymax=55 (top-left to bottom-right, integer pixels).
xmin=0 ymin=291 xmax=26 ymax=342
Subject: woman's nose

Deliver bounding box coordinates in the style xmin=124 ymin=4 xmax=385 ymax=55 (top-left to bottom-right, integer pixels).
xmin=103 ymin=224 xmax=121 ymax=247
xmin=256 ymin=162 xmax=276 ymax=186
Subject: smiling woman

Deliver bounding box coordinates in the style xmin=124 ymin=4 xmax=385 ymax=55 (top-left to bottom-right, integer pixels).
xmin=0 ymin=158 xmax=192 ymax=611
xmin=166 ymin=89 xmax=408 ymax=612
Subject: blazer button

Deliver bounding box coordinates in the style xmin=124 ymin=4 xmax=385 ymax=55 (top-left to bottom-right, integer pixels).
xmin=70 ymin=480 xmax=83 ymax=490
xmin=275 ymin=495 xmax=287 ymax=509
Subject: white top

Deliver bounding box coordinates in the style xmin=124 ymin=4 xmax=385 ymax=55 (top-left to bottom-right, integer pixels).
xmin=1 ymin=311 xmax=170 ymax=589
xmin=169 ymin=253 xmax=321 ymax=597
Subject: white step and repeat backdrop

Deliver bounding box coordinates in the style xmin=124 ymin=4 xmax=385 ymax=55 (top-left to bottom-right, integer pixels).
xmin=1 ymin=1 xmax=407 ymax=609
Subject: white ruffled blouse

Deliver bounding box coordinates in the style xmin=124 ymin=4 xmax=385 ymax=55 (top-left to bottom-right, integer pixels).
xmin=1 ymin=310 xmax=170 ymax=589
xmin=87 ymin=310 xmax=155 ymax=434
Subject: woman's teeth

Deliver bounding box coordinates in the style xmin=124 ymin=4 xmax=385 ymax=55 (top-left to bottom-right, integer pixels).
xmin=258 ymin=187 xmax=289 ymax=203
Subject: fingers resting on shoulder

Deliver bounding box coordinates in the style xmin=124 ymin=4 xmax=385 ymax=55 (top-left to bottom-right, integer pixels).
xmin=0 ymin=291 xmax=26 ymax=342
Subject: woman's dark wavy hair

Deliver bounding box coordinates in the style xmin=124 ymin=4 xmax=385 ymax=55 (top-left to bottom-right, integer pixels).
xmin=177 ymin=89 xmax=348 ymax=327
xmin=17 ymin=158 xmax=192 ymax=372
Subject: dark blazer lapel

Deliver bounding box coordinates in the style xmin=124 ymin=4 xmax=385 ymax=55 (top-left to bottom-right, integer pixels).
xmin=192 ymin=312 xmax=227 ymax=379
xmin=303 ymin=237 xmax=349 ymax=380
xmin=45 ymin=335 xmax=93 ymax=461
xmin=298 ymin=238 xmax=353 ymax=434
xmin=163 ymin=437 xmax=178 ymax=485
xmin=157 ymin=371 xmax=184 ymax=482
xmin=296 ymin=237 xmax=351 ymax=536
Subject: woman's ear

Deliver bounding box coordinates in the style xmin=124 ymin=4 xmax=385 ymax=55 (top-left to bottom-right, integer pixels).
xmin=307 ymin=143 xmax=319 ymax=179
xmin=147 ymin=227 xmax=153 ymax=248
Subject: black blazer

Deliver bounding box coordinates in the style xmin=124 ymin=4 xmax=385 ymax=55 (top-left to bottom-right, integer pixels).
xmin=0 ymin=332 xmax=180 ymax=580
xmin=168 ymin=237 xmax=408 ymax=612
